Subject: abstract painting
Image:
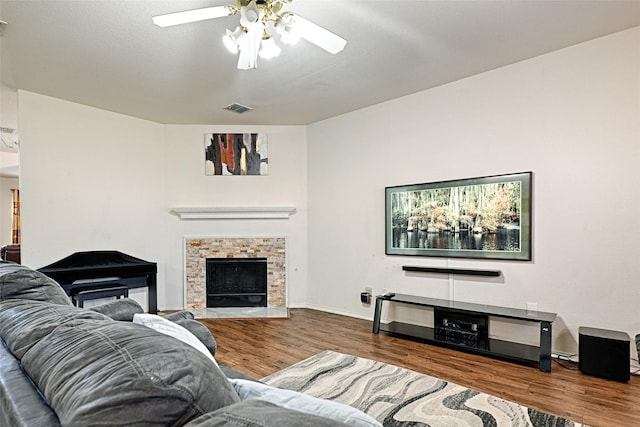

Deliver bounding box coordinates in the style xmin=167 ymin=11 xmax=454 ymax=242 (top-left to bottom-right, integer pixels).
xmin=205 ymin=133 xmax=268 ymax=175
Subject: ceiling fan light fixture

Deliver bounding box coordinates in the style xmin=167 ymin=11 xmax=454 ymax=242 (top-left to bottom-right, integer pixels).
xmin=153 ymin=0 xmax=346 ymax=70
xmin=259 ymin=34 xmax=281 ymax=59
xmin=240 ymin=1 xmax=263 ymax=27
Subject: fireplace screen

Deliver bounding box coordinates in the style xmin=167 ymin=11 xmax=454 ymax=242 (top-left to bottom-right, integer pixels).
xmin=206 ymin=258 xmax=267 ymax=307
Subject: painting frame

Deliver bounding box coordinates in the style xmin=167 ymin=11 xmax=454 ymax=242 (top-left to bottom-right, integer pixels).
xmin=385 ymin=172 xmax=532 ymax=260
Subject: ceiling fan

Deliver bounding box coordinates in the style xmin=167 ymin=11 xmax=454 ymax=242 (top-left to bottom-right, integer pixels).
xmin=152 ymin=0 xmax=347 ymax=70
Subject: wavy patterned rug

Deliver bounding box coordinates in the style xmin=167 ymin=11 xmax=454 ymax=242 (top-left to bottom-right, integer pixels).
xmin=262 ymin=350 xmax=587 ymax=427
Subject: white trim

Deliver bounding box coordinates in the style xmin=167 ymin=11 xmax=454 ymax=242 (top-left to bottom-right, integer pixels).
xmin=302 ymin=303 xmax=375 ymax=322
xmin=182 ymin=236 xmax=188 ymax=310
xmin=172 ymin=207 xmax=295 ymax=220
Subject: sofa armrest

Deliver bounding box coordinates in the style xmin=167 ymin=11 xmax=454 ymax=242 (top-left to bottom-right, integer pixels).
xmin=0 ymin=338 xmax=61 ymax=427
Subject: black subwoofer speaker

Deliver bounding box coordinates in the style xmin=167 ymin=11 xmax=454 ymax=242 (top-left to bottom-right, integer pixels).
xmin=579 ymin=326 xmax=630 ymax=382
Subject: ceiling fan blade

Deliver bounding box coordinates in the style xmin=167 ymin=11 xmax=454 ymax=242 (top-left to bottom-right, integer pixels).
xmin=152 ymin=6 xmax=235 ymax=28
xmin=293 ymin=15 xmax=346 ymax=54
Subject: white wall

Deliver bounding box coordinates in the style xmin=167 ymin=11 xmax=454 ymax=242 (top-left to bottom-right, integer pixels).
xmin=307 ymin=27 xmax=640 ymax=354
xmin=0 ymin=175 xmax=18 ymax=245
xmin=162 ymin=125 xmax=308 ymax=309
xmin=17 ymin=92 xmax=307 ymax=310
xmin=18 ymin=91 xmax=166 ymax=310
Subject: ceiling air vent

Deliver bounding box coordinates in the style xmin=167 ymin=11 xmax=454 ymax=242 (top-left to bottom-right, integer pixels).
xmin=224 ymin=103 xmax=253 ymax=114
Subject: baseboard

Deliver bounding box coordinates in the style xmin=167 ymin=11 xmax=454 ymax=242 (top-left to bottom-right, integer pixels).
xmin=300 ymin=303 xmax=374 ymax=322
xmin=286 ymin=303 xmax=307 ymax=309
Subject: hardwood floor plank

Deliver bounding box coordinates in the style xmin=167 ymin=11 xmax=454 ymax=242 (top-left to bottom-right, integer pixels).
xmin=200 ymin=309 xmax=640 ymax=426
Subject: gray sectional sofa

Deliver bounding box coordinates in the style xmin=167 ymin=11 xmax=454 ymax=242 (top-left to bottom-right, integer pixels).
xmin=0 ymin=261 xmax=379 ymax=427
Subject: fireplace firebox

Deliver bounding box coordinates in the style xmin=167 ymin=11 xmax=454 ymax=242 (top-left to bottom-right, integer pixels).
xmin=206 ymin=258 xmax=267 ymax=308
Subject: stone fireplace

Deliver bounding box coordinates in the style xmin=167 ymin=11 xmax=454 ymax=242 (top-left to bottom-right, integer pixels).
xmin=185 ymin=237 xmax=286 ymax=310
xmin=206 ymin=257 xmax=267 ymax=307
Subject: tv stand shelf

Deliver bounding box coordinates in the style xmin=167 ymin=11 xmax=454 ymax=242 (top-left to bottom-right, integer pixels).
xmin=372 ymin=293 xmax=556 ymax=372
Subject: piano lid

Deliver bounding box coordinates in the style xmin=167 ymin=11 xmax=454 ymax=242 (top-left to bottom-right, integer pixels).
xmin=38 ymin=251 xmax=157 ymax=283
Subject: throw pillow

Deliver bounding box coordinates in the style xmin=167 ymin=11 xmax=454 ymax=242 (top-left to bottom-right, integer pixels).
xmin=229 ymin=378 xmax=382 ymax=427
xmin=90 ymin=297 xmax=144 ymax=321
xmin=133 ymin=313 xmax=218 ymax=365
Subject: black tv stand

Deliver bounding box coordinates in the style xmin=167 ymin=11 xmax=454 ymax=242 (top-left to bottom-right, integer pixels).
xmin=372 ymin=293 xmax=556 ymax=372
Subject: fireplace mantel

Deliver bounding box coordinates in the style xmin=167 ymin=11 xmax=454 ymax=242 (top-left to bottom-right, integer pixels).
xmin=172 ymin=207 xmax=295 ymax=220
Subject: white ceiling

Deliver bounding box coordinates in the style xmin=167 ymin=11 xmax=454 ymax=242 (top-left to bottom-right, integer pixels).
xmin=1 ymin=0 xmax=639 ymax=128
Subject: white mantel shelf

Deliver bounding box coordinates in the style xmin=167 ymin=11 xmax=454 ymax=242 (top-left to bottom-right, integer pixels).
xmin=172 ymin=207 xmax=296 ymax=220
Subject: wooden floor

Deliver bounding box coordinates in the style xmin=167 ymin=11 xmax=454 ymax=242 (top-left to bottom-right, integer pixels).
xmin=200 ymin=308 xmax=640 ymax=427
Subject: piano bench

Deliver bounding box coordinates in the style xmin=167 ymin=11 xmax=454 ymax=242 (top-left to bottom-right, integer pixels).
xmin=71 ymin=284 xmax=129 ymax=308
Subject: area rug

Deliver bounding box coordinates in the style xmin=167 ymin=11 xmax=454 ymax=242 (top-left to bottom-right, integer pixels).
xmin=261 ymin=350 xmax=587 ymax=427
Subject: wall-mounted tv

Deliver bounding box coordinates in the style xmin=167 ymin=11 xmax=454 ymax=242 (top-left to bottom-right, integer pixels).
xmin=385 ymin=172 xmax=532 ymax=261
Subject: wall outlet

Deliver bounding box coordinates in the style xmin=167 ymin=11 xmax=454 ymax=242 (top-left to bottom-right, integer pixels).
xmin=365 ymin=286 xmax=373 ymax=295
xmin=526 ymin=302 xmax=538 ymax=312
xmin=360 ymin=290 xmax=372 ymax=304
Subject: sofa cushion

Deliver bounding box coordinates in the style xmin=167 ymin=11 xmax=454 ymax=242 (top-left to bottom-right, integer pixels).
xmin=21 ymin=320 xmax=240 ymax=426
xmin=0 ymin=299 xmax=111 ymax=359
xmin=0 ymin=263 xmax=71 ymax=305
xmin=184 ymin=400 xmax=351 ymax=427
xmin=162 ymin=310 xmax=196 ymax=321
xmin=151 ymin=311 xmax=217 ymax=356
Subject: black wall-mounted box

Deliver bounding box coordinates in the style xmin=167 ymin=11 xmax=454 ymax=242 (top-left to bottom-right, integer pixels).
xmin=579 ymin=326 xmax=630 ymax=383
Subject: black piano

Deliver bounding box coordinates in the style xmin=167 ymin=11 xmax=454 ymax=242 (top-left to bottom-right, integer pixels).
xmin=38 ymin=250 xmax=157 ymax=313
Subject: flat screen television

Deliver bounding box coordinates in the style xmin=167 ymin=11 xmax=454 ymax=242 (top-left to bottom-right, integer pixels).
xmin=385 ymin=171 xmax=532 ymax=260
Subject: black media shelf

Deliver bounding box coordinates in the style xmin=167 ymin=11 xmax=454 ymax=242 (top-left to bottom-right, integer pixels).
xmin=383 ymin=322 xmax=540 ymax=365
xmin=372 ymin=294 xmax=556 ymax=372
xmin=402 ymin=266 xmax=501 ymax=277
